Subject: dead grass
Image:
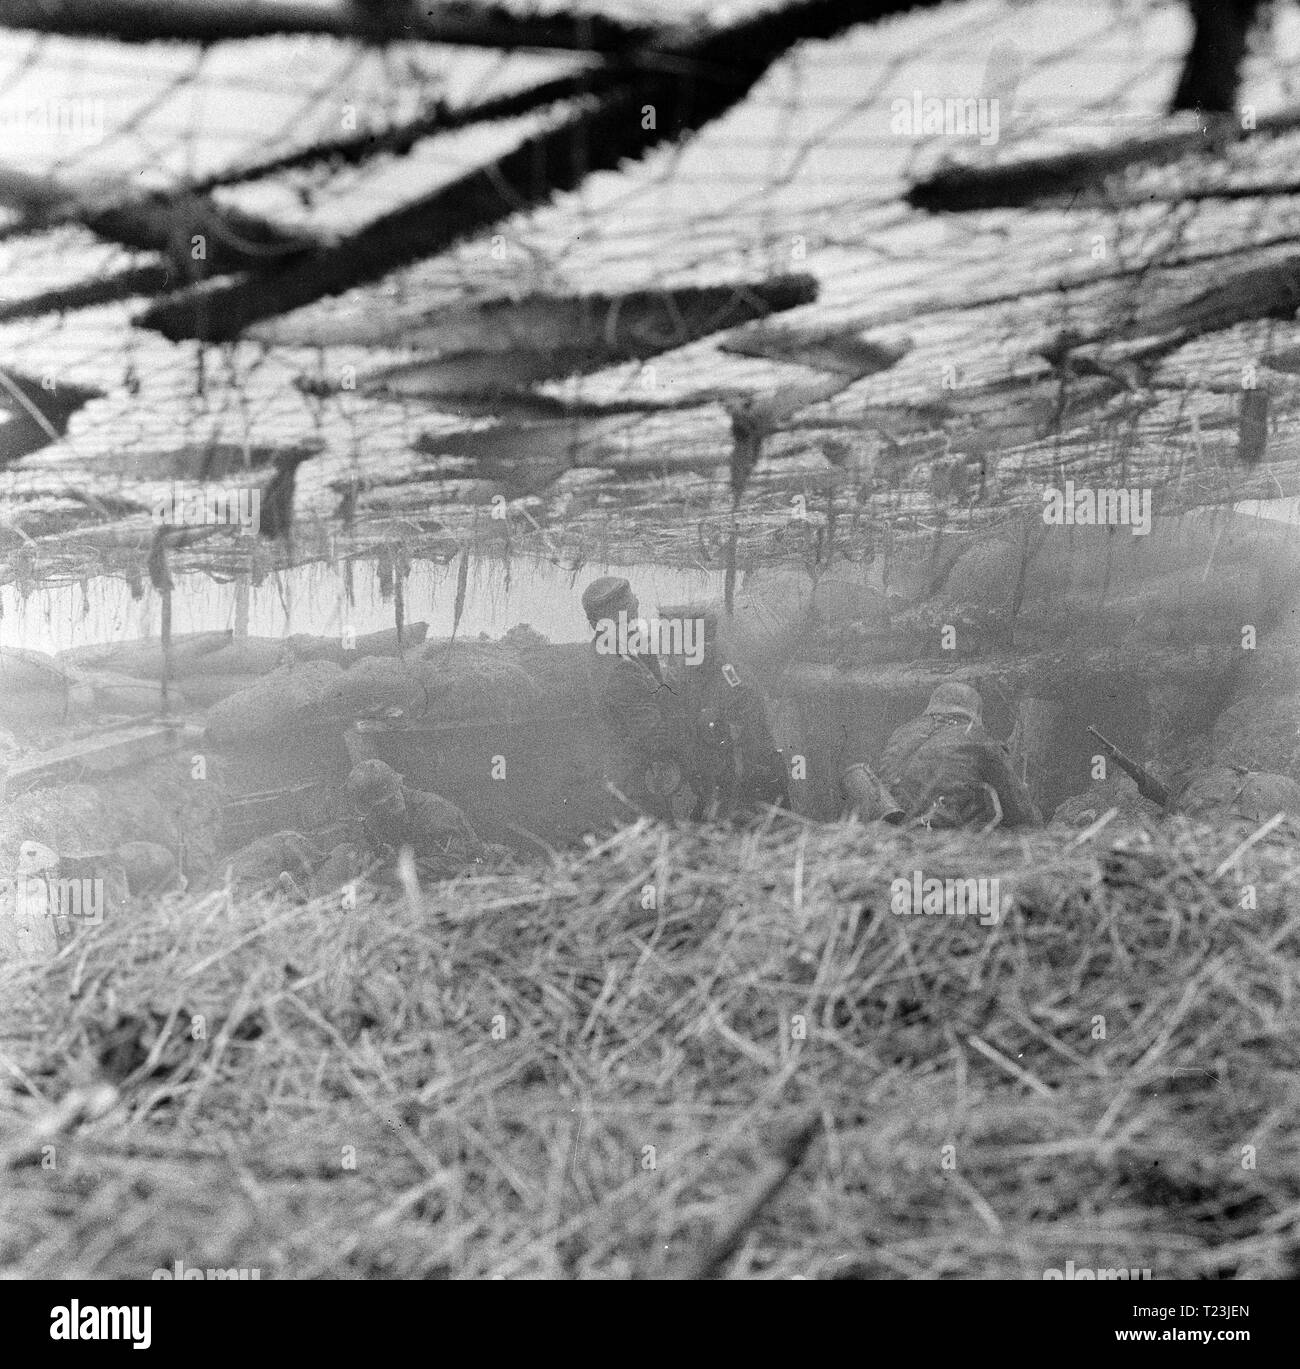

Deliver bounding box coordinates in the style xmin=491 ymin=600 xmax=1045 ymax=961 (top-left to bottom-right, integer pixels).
xmin=2 ymin=814 xmax=1298 ymax=1280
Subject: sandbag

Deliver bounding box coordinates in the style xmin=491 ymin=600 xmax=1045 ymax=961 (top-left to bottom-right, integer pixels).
xmin=204 ymin=661 xmax=345 ymax=745
xmin=286 ymin=622 xmax=429 ymax=666
xmin=57 ymin=630 xmax=233 ymax=679
xmin=178 ymin=673 xmax=272 ymax=708
xmin=317 ymin=649 xmax=543 ymax=728
xmin=197 ymin=639 xmax=293 ymax=677
xmin=0 ymin=646 xmax=85 ymax=730
xmin=79 ymin=669 xmax=168 ymax=715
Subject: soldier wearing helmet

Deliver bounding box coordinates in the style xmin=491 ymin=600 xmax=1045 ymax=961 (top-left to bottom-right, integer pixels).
xmin=581 ymin=576 xmax=687 ymax=819
xmin=346 ymin=758 xmax=484 ymax=867
xmin=876 ymin=683 xmax=1041 ymax=830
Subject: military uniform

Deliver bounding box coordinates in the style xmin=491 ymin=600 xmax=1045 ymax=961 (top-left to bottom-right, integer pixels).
xmin=346 ymin=759 xmax=484 ymax=868
xmin=221 ymin=830 xmax=323 ymax=891
xmin=360 ymin=787 xmax=484 ymax=862
xmin=586 ymin=642 xmax=686 ymax=817
xmin=582 ymin=576 xmax=686 ymax=819
xmin=687 ymin=666 xmax=788 ymax=817
xmin=879 ymin=683 xmax=1041 ymax=830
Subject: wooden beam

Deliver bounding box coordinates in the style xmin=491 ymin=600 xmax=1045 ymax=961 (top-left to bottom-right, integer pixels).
xmin=185 ymin=69 xmax=629 ymax=195
xmin=141 ymin=0 xmax=941 ymax=340
xmin=0 ymin=163 xmax=317 ymax=274
xmin=3 ymin=722 xmax=203 ymax=796
xmin=0 ymin=0 xmax=670 ymax=53
xmin=907 ymin=101 xmax=1300 ymax=214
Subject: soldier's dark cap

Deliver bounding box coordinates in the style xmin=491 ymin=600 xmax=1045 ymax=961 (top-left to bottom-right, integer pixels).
xmin=346 ymin=758 xmax=403 ymax=803
xmin=925 ymin=682 xmax=982 ymax=720
xmin=581 ymin=576 xmax=634 ymax=622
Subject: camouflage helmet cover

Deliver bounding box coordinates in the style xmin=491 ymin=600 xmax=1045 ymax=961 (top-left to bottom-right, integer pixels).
xmin=346 ymin=758 xmax=403 ymax=806
xmin=925 ymin=682 xmax=983 ymax=721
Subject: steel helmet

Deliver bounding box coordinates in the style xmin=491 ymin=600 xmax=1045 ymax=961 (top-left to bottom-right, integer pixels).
xmin=346 ymin=759 xmax=403 ymax=806
xmin=924 ymin=682 xmax=983 ymax=721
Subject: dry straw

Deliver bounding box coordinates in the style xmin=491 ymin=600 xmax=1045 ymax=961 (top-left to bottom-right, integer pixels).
xmin=1 ymin=814 xmax=1297 ymax=1279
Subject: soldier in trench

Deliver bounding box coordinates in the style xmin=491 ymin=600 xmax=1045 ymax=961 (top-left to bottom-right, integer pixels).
xmin=581 ymin=576 xmax=694 ymax=820
xmin=345 ymin=758 xmax=485 ymax=877
xmin=876 ymin=682 xmax=1042 ymax=831
xmin=675 ymin=611 xmax=788 ymax=819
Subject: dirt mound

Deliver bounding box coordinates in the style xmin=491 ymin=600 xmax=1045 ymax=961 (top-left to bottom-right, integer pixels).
xmin=1180 ymin=766 xmax=1300 ymax=821
xmin=1233 ymin=612 xmax=1300 ymax=698
xmin=0 ymin=784 xmax=119 ymax=868
xmin=1049 ymin=774 xmax=1160 ymax=828
xmin=1212 ymin=696 xmax=1300 ymax=781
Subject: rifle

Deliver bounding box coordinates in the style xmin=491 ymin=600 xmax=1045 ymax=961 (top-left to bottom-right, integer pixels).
xmin=1086 ymin=727 xmax=1173 ymax=809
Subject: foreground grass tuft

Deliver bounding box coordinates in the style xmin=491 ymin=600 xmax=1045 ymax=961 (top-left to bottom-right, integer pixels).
xmin=2 ymin=815 xmax=1298 ymax=1279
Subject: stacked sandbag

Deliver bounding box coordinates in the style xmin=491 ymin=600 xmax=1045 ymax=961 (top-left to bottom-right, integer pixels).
xmin=177 ymin=625 xmax=428 ymax=706
xmin=286 ymin=622 xmax=428 ymax=666
xmin=50 ymin=625 xmax=431 ymax=712
xmin=322 ymin=648 xmax=544 ymax=728
xmin=77 ymin=670 xmax=170 ymax=715
xmin=175 ymin=637 xmax=292 ymax=707
xmin=204 ymin=660 xmax=346 ymax=745
xmin=336 ymin=641 xmax=635 ymax=848
xmin=58 ymin=630 xmax=233 ymax=679
xmin=0 ymin=647 xmax=89 ymax=733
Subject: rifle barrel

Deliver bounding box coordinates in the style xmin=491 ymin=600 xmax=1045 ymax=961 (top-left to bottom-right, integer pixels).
xmin=1086 ymin=726 xmax=1172 ymax=808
